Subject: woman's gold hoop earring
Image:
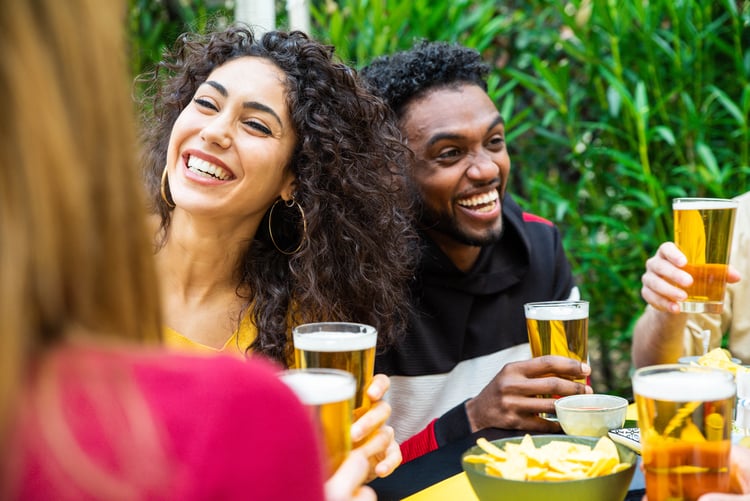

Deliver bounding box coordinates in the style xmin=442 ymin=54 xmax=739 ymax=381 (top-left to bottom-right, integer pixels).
xmin=160 ymin=166 xmax=176 ymax=209
xmin=268 ymin=197 xmax=308 ymax=255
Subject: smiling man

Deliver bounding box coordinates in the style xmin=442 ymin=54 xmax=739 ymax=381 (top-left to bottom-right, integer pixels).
xmin=361 ymin=41 xmax=587 ymax=462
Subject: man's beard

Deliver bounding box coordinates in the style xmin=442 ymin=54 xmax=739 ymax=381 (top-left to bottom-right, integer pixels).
xmin=419 ymin=204 xmax=504 ymax=247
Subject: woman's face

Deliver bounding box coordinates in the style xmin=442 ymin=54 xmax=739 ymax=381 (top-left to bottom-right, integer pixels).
xmin=166 ymin=56 xmax=297 ymax=223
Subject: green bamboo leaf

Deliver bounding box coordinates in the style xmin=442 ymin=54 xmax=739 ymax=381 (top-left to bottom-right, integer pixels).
xmin=588 ymin=147 xmax=643 ymax=171
xmin=530 ymin=58 xmax=565 ymax=106
xmin=695 ymin=141 xmax=720 ymax=179
xmin=649 ymin=126 xmax=676 ymax=145
xmin=606 ymin=85 xmax=622 ymax=117
xmin=502 ymin=68 xmax=549 ymax=98
xmin=634 ymin=81 xmax=649 ymax=121
xmin=506 ymin=122 xmax=533 ymax=144
xmin=706 ymin=85 xmax=748 ymax=127
xmin=599 ymin=66 xmax=635 ymax=114
xmin=535 ymin=126 xmax=570 ymax=146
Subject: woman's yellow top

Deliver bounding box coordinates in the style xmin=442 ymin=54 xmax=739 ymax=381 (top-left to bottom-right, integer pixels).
xmin=163 ymin=313 xmax=257 ymax=357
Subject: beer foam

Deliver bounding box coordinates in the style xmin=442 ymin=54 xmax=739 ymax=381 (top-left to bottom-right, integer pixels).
xmin=525 ymin=305 xmax=588 ymax=321
xmin=633 ymin=371 xmax=735 ymax=401
xmin=673 ymin=199 xmax=738 ymax=210
xmin=280 ymin=371 xmax=356 ymax=405
xmin=293 ymin=331 xmax=377 ymax=352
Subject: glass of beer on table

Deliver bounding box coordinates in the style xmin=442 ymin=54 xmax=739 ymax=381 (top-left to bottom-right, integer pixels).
xmin=632 ymin=364 xmax=735 ymax=501
xmin=279 ymin=368 xmax=356 ymax=475
xmin=524 ymin=300 xmax=589 ymax=418
xmin=673 ymin=197 xmax=737 ymax=313
xmin=292 ymin=322 xmax=377 ymax=420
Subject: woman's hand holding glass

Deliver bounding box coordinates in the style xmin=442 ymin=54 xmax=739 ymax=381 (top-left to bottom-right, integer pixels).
xmin=325 ymin=449 xmax=376 ymax=501
xmin=349 ymin=373 xmax=401 ymax=480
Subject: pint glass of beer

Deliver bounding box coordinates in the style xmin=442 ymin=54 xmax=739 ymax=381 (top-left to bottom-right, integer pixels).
xmin=673 ymin=198 xmax=738 ymax=313
xmin=524 ymin=300 xmax=588 ymax=419
xmin=293 ymin=322 xmax=377 ymax=419
xmin=279 ymin=368 xmax=356 ymax=475
xmin=632 ymin=365 xmax=735 ymax=501
xmin=524 ymin=300 xmax=589 ymax=376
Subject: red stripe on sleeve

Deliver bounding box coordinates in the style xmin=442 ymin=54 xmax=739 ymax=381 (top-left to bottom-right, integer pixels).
xmin=399 ymin=419 xmax=438 ymax=463
xmin=522 ymin=212 xmax=553 ymax=226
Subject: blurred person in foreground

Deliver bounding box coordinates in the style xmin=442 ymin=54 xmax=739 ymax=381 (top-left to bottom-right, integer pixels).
xmin=139 ymin=25 xmax=416 ymax=479
xmin=0 ymin=1 xmax=374 ymax=499
xmin=632 ymin=192 xmax=749 ymax=367
xmin=361 ymin=41 xmax=591 ymax=462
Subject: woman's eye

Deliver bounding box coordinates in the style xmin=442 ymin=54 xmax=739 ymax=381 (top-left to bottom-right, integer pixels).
xmin=193 ymin=98 xmax=218 ymax=111
xmin=244 ymin=121 xmax=272 ymax=136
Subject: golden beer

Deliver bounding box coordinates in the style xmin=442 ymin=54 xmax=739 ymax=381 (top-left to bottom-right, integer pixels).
xmin=293 ymin=323 xmax=377 ymax=420
xmin=280 ymin=369 xmax=355 ymax=475
xmin=633 ymin=365 xmax=735 ymax=501
xmin=524 ymin=301 xmax=588 ymax=419
xmin=673 ymin=198 xmax=737 ymax=313
xmin=524 ymin=301 xmax=589 ymax=382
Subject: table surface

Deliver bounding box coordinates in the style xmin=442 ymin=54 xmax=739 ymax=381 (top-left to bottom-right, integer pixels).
xmin=369 ymin=428 xmax=645 ymax=501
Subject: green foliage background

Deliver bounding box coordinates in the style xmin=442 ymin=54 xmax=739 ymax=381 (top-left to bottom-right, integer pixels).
xmin=129 ymin=0 xmax=750 ymax=398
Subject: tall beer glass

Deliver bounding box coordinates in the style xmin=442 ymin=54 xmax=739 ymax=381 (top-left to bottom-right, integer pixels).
xmin=524 ymin=301 xmax=589 ymax=377
xmin=633 ymin=365 xmax=735 ymax=501
xmin=293 ymin=322 xmax=377 ymax=419
xmin=524 ymin=300 xmax=588 ymax=419
xmin=673 ymin=198 xmax=737 ymax=313
xmin=279 ymin=368 xmax=355 ymax=476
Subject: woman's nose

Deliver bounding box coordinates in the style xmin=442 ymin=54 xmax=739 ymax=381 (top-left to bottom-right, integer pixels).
xmin=200 ymin=115 xmax=232 ymax=149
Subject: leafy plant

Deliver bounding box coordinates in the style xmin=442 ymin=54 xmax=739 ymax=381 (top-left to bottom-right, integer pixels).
xmin=309 ymin=0 xmax=504 ymax=65
xmin=492 ymin=0 xmax=749 ymax=396
xmin=310 ymin=0 xmax=750 ymax=397
xmin=128 ymin=0 xmax=231 ymax=82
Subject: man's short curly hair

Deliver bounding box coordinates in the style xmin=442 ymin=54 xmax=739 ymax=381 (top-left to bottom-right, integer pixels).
xmin=360 ymin=40 xmax=490 ymax=119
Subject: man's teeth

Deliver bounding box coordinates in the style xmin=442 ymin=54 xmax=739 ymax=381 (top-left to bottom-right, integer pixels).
xmin=187 ymin=156 xmax=231 ymax=180
xmin=457 ymin=190 xmax=498 ymax=210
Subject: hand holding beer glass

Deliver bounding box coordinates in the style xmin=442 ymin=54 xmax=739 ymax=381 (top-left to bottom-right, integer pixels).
xmin=673 ymin=198 xmax=738 ymax=313
xmin=633 ymin=364 xmax=736 ymax=501
xmin=293 ymin=322 xmax=402 ymax=480
xmin=292 ymin=322 xmax=377 ymax=420
xmin=279 ymin=368 xmax=356 ymax=475
xmin=524 ymin=300 xmax=589 ymax=418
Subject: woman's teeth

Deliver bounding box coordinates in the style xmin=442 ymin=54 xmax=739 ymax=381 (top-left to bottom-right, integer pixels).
xmin=187 ymin=156 xmax=232 ymax=180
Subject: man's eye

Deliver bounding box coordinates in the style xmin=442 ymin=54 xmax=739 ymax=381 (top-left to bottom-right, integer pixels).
xmin=437 ymin=148 xmax=460 ymax=160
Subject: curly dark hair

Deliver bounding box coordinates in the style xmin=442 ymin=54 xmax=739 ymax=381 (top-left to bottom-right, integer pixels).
xmin=360 ymin=40 xmax=490 ymax=120
xmin=139 ymin=26 xmax=418 ymax=364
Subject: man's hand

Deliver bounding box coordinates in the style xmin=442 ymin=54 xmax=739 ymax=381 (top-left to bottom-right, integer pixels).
xmin=465 ymin=355 xmax=592 ymax=432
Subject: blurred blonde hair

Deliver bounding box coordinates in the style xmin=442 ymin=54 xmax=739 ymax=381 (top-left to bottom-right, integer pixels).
xmin=0 ymin=0 xmax=162 ymax=491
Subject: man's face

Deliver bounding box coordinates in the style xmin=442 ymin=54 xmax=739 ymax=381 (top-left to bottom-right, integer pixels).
xmin=400 ymin=84 xmax=510 ymax=247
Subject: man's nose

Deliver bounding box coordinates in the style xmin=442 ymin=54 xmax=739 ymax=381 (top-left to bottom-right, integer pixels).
xmin=466 ymin=149 xmax=499 ymax=181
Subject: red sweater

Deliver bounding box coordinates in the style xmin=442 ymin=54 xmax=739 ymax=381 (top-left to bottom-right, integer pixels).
xmin=14 ymin=346 xmax=326 ymax=500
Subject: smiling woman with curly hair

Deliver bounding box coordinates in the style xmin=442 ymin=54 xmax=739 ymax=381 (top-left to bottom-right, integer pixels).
xmin=139 ymin=25 xmax=417 ymax=480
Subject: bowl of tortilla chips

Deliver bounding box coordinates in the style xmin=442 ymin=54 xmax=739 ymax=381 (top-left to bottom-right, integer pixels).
xmin=461 ymin=434 xmax=637 ymax=501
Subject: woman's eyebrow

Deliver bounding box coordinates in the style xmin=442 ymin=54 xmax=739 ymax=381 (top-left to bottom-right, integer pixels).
xmin=202 ymin=80 xmax=283 ymax=129
xmin=205 ymin=80 xmax=227 ymax=96
xmin=243 ymin=101 xmax=283 ymax=128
